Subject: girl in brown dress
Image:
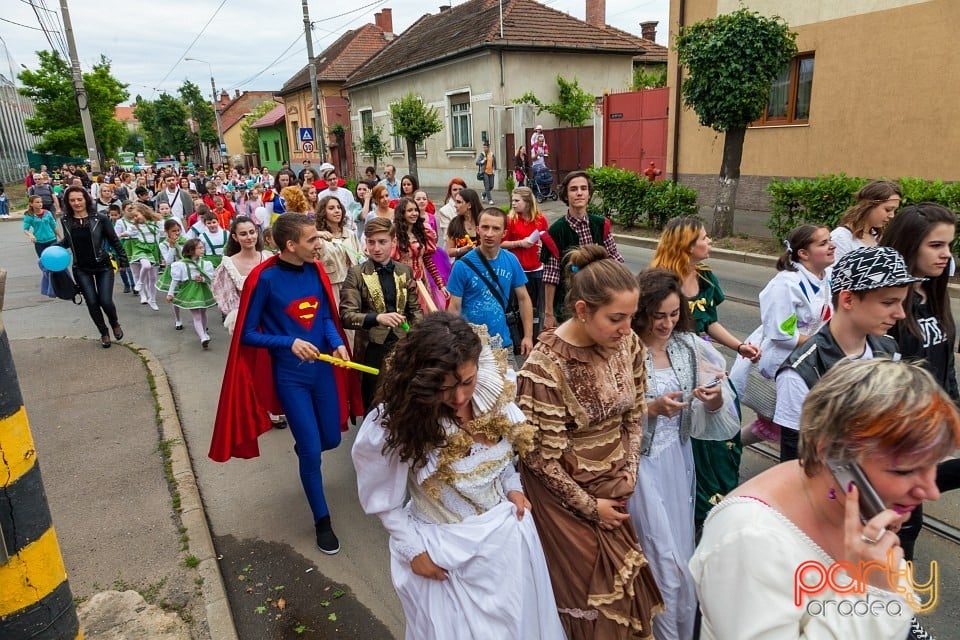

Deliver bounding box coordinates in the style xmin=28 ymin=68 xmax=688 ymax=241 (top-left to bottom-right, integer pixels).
xmin=517 ymin=245 xmax=663 ymax=639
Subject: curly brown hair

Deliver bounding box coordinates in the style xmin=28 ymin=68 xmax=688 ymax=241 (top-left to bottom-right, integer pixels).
xmin=373 ymin=313 xmax=482 ymax=468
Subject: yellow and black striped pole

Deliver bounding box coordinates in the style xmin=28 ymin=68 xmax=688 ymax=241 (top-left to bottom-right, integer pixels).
xmin=0 ymin=269 xmax=82 ymax=639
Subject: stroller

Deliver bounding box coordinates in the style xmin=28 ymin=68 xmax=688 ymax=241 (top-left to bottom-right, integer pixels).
xmin=531 ymin=164 xmax=558 ymax=203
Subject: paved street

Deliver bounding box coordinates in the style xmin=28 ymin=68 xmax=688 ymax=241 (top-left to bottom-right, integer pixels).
xmin=1 ymin=214 xmax=957 ymax=638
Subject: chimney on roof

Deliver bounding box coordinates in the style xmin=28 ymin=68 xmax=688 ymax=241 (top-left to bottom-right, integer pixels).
xmin=640 ymin=20 xmax=658 ymax=41
xmin=234 ymin=89 xmax=241 ymax=99
xmin=439 ymin=5 xmax=451 ymax=12
xmin=374 ymin=8 xmax=393 ymax=34
xmin=585 ymin=0 xmax=606 ymax=28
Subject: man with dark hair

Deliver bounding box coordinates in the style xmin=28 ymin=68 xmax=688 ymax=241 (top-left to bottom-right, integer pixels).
xmin=212 ymin=213 xmax=362 ymax=555
xmin=447 ymin=207 xmax=533 ymax=368
xmin=297 ymin=159 xmax=312 ymax=183
xmin=540 ymin=170 xmax=623 ymax=328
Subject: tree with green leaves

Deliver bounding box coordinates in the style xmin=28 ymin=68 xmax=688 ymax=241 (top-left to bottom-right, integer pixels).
xmin=513 ymin=75 xmax=595 ymax=127
xmin=241 ymin=100 xmax=277 ymax=154
xmin=18 ymin=50 xmax=129 ymax=160
xmin=359 ymin=126 xmax=388 ymax=174
xmin=631 ymin=66 xmax=667 ymax=91
xmin=179 ymin=80 xmax=219 ymax=160
xmin=676 ymin=8 xmax=797 ymax=237
xmin=134 ymin=94 xmax=192 ymax=158
xmin=389 ymin=93 xmax=443 ymax=181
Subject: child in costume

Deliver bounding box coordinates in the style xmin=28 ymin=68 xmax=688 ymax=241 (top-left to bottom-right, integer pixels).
xmin=130 ymin=202 xmax=162 ymax=310
xmin=340 ymin=216 xmax=424 ymax=408
xmin=107 ymin=203 xmax=135 ymax=294
xmin=210 ymin=213 xmax=363 ymax=554
xmin=166 ymin=238 xmax=216 ymax=349
xmin=158 ymin=218 xmax=187 ymax=330
xmin=115 ymin=200 xmax=139 ymax=295
xmin=197 ymin=212 xmax=229 ymax=269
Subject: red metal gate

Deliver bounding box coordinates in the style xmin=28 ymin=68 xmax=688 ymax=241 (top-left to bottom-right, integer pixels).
xmin=603 ymin=88 xmax=668 ymax=176
xmin=507 ymin=125 xmax=593 ymax=186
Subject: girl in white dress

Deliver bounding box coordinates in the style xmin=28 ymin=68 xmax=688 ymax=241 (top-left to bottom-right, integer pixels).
xmin=315 ymin=195 xmax=362 ymax=308
xmin=212 ymin=215 xmax=273 ymax=334
xmin=628 ymin=269 xmax=727 ymax=640
xmin=130 ymin=203 xmax=162 ymax=310
xmin=352 ymin=313 xmax=564 ymax=640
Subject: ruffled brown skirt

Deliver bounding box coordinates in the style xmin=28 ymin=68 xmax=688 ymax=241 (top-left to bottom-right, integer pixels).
xmin=521 ymin=465 xmax=664 ymax=639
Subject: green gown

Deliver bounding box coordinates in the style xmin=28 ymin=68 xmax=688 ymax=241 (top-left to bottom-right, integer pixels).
xmin=689 ymin=266 xmax=742 ymax=530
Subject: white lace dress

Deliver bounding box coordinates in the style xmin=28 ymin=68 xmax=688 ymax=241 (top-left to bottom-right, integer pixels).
xmin=212 ymin=251 xmax=272 ymax=334
xmin=626 ymin=365 xmax=697 ymax=640
xmin=352 ymin=345 xmax=564 ymax=640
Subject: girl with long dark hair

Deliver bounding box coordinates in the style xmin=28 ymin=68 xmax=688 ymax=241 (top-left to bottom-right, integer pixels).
xmin=392 ymin=197 xmax=447 ymax=311
xmin=446 ymin=187 xmax=482 ymax=260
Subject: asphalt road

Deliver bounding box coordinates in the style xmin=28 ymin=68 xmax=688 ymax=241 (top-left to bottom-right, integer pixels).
xmin=1 ymin=217 xmax=957 ymax=639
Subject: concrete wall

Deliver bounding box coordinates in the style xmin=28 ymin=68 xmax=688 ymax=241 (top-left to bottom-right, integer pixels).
xmin=347 ymin=49 xmax=633 ymax=187
xmin=668 ymin=0 xmax=958 ymax=210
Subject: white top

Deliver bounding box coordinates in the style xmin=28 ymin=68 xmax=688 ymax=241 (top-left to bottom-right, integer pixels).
xmin=649 ymin=366 xmax=683 ymax=459
xmin=436 ymin=200 xmax=457 ymax=249
xmin=318 ymin=227 xmax=362 ymax=285
xmin=158 ymin=241 xmax=181 ymax=267
xmin=690 ymin=497 xmax=913 ymax=640
xmin=830 ymin=226 xmax=874 ymax=265
xmin=731 ymin=265 xmax=832 ymax=394
xmin=773 ymin=342 xmax=873 ymax=431
xmin=167 ymin=259 xmax=214 ymax=295
xmin=164 ymin=187 xmax=184 ymax=220
xmin=352 ymin=343 xmax=525 ymax=563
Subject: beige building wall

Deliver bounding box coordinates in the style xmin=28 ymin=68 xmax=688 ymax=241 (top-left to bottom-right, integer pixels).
xmin=668 ymin=0 xmax=958 ymax=209
xmin=349 ymin=50 xmax=633 ymax=187
xmin=222 ymin=122 xmax=244 ymax=157
xmin=283 ymin=82 xmax=341 ymax=165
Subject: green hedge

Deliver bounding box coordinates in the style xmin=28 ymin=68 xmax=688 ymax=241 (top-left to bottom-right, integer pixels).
xmin=586 ymin=165 xmax=698 ymax=229
xmin=768 ymin=174 xmax=960 ymax=241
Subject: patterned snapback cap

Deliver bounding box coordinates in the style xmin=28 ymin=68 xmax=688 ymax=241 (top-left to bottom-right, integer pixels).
xmin=830 ymin=246 xmax=926 ymax=295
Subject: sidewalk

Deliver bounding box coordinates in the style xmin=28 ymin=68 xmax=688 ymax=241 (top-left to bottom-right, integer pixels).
xmin=10 ymin=335 xmax=234 ymax=640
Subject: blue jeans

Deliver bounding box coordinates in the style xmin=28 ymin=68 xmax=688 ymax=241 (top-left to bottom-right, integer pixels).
xmin=34 ymin=241 xmax=56 ymax=297
xmin=74 ymin=267 xmax=119 ymax=336
xmin=481 ymin=173 xmax=495 ymax=201
xmin=273 ymin=360 xmax=342 ymax=523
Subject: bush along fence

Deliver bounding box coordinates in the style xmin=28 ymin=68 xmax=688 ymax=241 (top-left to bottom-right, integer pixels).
xmin=586 ymin=165 xmax=698 ymax=230
xmin=768 ymin=173 xmax=960 ymax=242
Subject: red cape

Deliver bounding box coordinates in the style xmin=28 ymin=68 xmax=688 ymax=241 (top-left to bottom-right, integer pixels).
xmin=209 ymin=255 xmax=364 ymax=462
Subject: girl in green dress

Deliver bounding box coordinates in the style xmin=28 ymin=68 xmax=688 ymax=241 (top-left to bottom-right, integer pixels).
xmin=650 ymin=216 xmax=762 ymax=530
xmin=130 ymin=203 xmax=163 ymax=310
xmin=165 ymin=238 xmax=216 ymax=349
xmin=157 ymin=218 xmax=188 ymax=330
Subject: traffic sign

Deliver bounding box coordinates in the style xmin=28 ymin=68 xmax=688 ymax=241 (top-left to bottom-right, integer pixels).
xmin=302 ymin=141 xmax=315 ymax=154
xmin=299 ymin=127 xmax=314 ymax=142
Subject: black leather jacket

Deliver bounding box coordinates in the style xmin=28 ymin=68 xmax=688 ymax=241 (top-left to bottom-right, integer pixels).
xmin=777 ymin=322 xmax=898 ymax=389
xmin=60 ymin=212 xmax=129 ymax=270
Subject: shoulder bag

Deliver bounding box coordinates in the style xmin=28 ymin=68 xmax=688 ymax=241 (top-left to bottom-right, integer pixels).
xmin=462 ymin=253 xmax=523 ymax=354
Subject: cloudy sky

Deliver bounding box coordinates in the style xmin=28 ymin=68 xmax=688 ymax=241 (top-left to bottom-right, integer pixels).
xmin=1 ymin=0 xmax=669 ymax=102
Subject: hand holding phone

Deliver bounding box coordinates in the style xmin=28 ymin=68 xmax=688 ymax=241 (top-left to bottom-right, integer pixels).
xmin=684 ymin=377 xmax=723 ymax=403
xmin=826 ymin=458 xmax=886 ymax=523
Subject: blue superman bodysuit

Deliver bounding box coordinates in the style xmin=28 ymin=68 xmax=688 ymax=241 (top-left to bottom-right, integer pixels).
xmin=238 ymin=258 xmax=344 ymax=522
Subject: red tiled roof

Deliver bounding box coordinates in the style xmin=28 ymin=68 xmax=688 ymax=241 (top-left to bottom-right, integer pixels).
xmin=279 ymin=23 xmax=390 ymax=95
xmin=219 ymin=91 xmax=276 ymax=132
xmin=250 ymin=104 xmax=286 ymax=129
xmin=345 ymin=0 xmax=654 ymax=87
xmin=115 ymin=105 xmax=138 ymax=123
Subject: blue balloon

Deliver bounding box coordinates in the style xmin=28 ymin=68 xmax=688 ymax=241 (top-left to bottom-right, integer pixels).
xmin=40 ymin=246 xmax=71 ymax=272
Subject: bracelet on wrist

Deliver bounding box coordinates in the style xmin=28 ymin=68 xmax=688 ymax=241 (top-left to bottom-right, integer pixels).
xmin=736 ymin=343 xmax=745 ymax=354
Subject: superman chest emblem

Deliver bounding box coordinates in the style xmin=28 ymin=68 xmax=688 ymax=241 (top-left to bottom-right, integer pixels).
xmin=286 ymin=296 xmax=320 ymax=331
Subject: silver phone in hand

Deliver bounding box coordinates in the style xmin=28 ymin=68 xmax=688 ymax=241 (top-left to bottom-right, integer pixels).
xmin=825 ymin=458 xmax=886 ymax=523
xmin=683 ymin=377 xmax=723 ymax=403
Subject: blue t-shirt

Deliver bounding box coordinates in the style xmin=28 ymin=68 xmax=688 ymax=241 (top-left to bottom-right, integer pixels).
xmin=447 ymin=249 xmax=527 ymax=346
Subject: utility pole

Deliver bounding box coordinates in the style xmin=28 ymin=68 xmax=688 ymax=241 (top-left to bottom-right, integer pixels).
xmin=185 ymin=58 xmax=225 ymax=166
xmin=60 ymin=0 xmax=100 ymax=172
xmin=302 ymin=0 xmax=327 ymax=161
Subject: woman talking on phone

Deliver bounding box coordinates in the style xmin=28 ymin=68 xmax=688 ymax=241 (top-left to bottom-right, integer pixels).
xmin=691 ymin=359 xmax=959 ymax=639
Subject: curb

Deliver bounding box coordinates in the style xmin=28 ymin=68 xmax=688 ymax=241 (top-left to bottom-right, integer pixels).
xmin=613 ymin=233 xmax=778 ymax=268
xmin=131 ymin=343 xmax=238 ymax=640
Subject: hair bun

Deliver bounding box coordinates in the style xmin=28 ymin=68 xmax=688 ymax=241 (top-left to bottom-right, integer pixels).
xmin=567 ymin=245 xmax=609 ymax=272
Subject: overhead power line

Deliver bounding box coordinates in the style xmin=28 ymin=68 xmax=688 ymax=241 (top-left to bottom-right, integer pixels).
xmin=153 ymin=0 xmax=229 ymax=93
xmin=0 ymin=16 xmax=45 ymax=31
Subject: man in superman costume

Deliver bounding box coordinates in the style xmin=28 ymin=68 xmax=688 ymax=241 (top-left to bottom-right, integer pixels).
xmin=210 ymin=213 xmax=363 ymax=554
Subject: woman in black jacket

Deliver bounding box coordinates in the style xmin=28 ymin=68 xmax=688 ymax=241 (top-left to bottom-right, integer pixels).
xmin=60 ymin=186 xmax=128 ymax=348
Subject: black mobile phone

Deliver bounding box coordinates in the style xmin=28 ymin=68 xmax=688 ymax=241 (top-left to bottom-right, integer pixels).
xmin=825 ymin=458 xmax=886 ymax=523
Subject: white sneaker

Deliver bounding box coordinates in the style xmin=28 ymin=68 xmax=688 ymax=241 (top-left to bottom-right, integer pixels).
xmin=140 ymin=292 xmax=148 ymax=304
xmin=148 ymin=301 xmax=159 ymax=311
xmin=134 ymin=284 xmax=141 ymax=293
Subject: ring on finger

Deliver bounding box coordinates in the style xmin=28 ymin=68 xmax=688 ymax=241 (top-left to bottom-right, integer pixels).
xmin=860 ymin=529 xmax=886 ymax=545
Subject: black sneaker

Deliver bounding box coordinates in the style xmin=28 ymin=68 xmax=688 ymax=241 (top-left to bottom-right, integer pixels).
xmin=315 ymin=516 xmax=340 ymax=555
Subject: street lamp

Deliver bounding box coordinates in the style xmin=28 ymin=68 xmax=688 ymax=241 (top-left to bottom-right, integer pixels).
xmin=184 ymin=57 xmax=225 ymax=163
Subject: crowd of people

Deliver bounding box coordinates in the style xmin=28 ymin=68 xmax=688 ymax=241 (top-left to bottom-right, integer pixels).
xmin=22 ymin=158 xmax=960 ymax=639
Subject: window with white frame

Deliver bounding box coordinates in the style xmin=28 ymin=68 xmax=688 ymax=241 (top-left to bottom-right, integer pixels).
xmin=359 ymin=109 xmax=374 ymax=137
xmin=290 ymin=119 xmax=300 ymax=151
xmin=449 ymin=93 xmax=472 ymax=149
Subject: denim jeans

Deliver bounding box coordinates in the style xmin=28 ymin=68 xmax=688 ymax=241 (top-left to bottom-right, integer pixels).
xmin=74 ymin=267 xmax=119 ymax=336
xmin=481 ymin=173 xmax=495 ymax=201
